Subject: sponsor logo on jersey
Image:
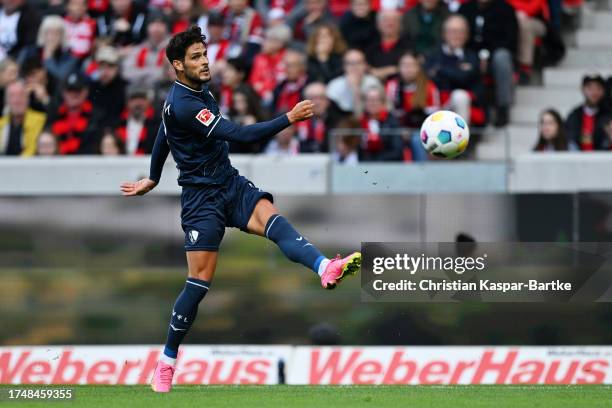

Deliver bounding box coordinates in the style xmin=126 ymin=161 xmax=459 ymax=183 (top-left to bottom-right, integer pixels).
xmin=196 ymin=109 xmax=215 ymax=126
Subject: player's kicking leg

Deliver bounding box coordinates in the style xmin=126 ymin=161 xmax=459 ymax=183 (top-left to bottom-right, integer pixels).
xmin=246 ymin=199 xmax=361 ymax=289
xmin=151 ymin=250 xmax=217 ymax=392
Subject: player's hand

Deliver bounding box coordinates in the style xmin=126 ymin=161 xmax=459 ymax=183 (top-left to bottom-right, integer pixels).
xmin=287 ymin=100 xmax=314 ymax=123
xmin=120 ymin=178 xmax=157 ymax=196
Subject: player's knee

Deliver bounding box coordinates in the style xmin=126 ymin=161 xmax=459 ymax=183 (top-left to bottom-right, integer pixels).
xmin=189 ymin=268 xmax=214 ymax=282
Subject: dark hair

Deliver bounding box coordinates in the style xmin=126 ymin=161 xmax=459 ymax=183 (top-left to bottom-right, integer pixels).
xmin=229 ymin=84 xmax=269 ymax=121
xmin=534 ymin=109 xmax=568 ymax=151
xmin=226 ymin=58 xmax=249 ymax=75
xmin=98 ymin=128 xmax=126 ymax=155
xmin=166 ymin=25 xmax=207 ymax=64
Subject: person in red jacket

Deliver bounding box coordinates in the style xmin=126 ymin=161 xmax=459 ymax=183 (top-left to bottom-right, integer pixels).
xmin=49 ymin=72 xmax=97 ymax=155
xmin=507 ymin=0 xmax=549 ymax=83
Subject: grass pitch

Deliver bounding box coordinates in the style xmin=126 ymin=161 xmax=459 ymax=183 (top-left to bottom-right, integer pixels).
xmin=1 ymin=385 xmax=611 ymax=407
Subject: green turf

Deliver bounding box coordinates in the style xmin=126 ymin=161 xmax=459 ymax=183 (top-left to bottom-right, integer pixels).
xmin=1 ymin=385 xmax=611 ymax=408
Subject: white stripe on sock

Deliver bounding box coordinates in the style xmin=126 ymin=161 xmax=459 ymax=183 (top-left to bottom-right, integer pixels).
xmin=186 ymin=280 xmax=209 ymax=290
xmin=317 ymin=259 xmax=330 ymax=277
xmin=160 ymin=354 xmax=177 ymax=366
xmin=264 ymin=215 xmax=281 ymax=238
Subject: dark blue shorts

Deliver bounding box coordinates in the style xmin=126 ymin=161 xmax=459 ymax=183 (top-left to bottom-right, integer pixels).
xmin=181 ymin=174 xmax=273 ymax=251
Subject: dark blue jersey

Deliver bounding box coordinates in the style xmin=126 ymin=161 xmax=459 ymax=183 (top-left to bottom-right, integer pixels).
xmin=149 ymin=80 xmax=291 ymax=186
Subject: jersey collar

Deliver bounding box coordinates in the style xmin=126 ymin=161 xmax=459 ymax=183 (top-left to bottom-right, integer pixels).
xmin=174 ymin=80 xmax=205 ymax=93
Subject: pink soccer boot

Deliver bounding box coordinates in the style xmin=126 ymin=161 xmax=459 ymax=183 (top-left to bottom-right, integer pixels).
xmin=320 ymin=252 xmax=361 ymax=289
xmin=151 ymin=361 xmax=175 ymax=393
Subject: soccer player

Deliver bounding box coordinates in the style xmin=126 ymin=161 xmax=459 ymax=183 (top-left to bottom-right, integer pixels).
xmin=120 ymin=26 xmax=361 ymax=393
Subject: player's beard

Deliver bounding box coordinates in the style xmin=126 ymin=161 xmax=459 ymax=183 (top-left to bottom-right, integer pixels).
xmin=184 ymin=66 xmax=211 ymax=85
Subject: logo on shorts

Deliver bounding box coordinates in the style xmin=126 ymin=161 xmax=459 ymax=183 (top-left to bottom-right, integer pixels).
xmin=189 ymin=230 xmax=199 ymax=244
xmin=195 ymin=108 xmax=215 ymax=126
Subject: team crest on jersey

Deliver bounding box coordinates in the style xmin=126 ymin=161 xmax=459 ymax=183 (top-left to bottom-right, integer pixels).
xmin=196 ymin=108 xmax=215 ymax=126
xmin=189 ymin=230 xmax=199 ymax=244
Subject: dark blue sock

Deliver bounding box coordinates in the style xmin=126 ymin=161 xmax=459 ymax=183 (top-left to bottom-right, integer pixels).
xmin=163 ymin=278 xmax=210 ymax=359
xmin=264 ymin=214 xmax=326 ymax=274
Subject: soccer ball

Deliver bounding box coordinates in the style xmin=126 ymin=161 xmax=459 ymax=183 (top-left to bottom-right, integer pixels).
xmin=419 ymin=110 xmax=470 ymax=159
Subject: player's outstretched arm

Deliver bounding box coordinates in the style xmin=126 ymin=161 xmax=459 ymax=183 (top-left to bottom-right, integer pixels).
xmin=186 ymin=100 xmax=314 ymax=143
xmin=120 ymin=124 xmax=169 ymax=197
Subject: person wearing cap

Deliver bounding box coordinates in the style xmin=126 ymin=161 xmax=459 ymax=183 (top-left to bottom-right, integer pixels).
xmin=122 ymin=12 xmax=171 ymax=88
xmin=114 ymin=83 xmax=160 ymax=155
xmin=49 ymin=72 xmax=97 ymax=154
xmin=565 ymin=74 xmax=611 ymax=151
xmin=90 ymin=46 xmax=128 ymax=128
xmin=0 ymin=80 xmax=46 ymax=156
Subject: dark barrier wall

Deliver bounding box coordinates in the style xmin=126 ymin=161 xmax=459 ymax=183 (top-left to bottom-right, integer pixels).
xmin=1 ymin=194 xmax=611 ymax=346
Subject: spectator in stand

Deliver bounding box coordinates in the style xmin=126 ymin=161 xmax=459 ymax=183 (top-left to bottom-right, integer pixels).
xmin=88 ymin=0 xmax=110 ymax=18
xmin=218 ymin=57 xmax=250 ymax=116
xmin=386 ymin=52 xmax=439 ymax=161
xmin=264 ymin=125 xmax=300 ymax=155
xmin=272 ymin=49 xmax=308 ymax=115
xmin=99 ymin=128 xmax=126 ymax=155
xmin=0 ymin=0 xmax=41 ymax=61
xmin=401 ymin=0 xmax=450 ymax=57
xmin=459 ymin=0 xmax=518 ymax=127
xmin=386 ymin=52 xmax=440 ymax=128
xmin=49 ymin=72 xmax=97 ymax=154
xmin=20 ymin=16 xmax=79 ymax=85
xmin=0 ymin=80 xmax=46 ymax=156
xmin=21 ymin=59 xmax=53 ymax=113
xmin=332 ymin=116 xmax=361 ymax=164
xmin=36 ymin=129 xmax=58 ymax=156
xmin=90 ymin=46 xmax=127 ymax=127
xmin=228 ymin=84 xmax=270 ymax=153
xmin=296 ymin=81 xmax=341 ymax=153
xmin=96 ymin=0 xmax=149 ymax=47
xmin=339 ymin=0 xmax=379 ymax=51
xmin=327 ymin=49 xmax=382 ymax=117
xmin=249 ymin=24 xmax=292 ymax=105
xmin=223 ymin=0 xmax=265 ymax=64
xmin=507 ymin=0 xmax=548 ymax=84
xmin=230 ymin=85 xmax=267 ymax=123
xmin=122 ymin=13 xmax=170 ymax=88
xmin=306 ymin=23 xmax=347 ymax=84
xmin=290 ymin=0 xmax=335 ymax=42
xmin=366 ymin=10 xmax=412 ymax=82
xmin=602 ymin=116 xmax=612 ymax=150
xmin=566 ymin=74 xmax=610 ymax=151
xmin=170 ymin=0 xmax=203 ymax=34
xmin=359 ymin=86 xmax=403 ymax=162
xmin=0 ymin=59 xmax=20 ymax=114
xmin=64 ymin=0 xmax=97 ymax=61
xmin=114 ymin=84 xmax=160 ymax=155
xmin=425 ymin=15 xmax=483 ymax=125
xmin=206 ymin=12 xmax=231 ymax=81
xmin=533 ymin=108 xmax=577 ymax=152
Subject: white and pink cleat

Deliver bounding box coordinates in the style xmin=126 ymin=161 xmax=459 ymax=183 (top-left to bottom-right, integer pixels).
xmin=151 ymin=361 xmax=176 ymax=393
xmin=320 ymin=252 xmax=361 ymax=290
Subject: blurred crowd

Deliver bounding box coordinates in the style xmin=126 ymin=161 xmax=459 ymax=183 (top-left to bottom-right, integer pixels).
xmin=534 ymin=73 xmax=612 ymax=152
xmin=0 ymin=0 xmax=601 ymax=162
